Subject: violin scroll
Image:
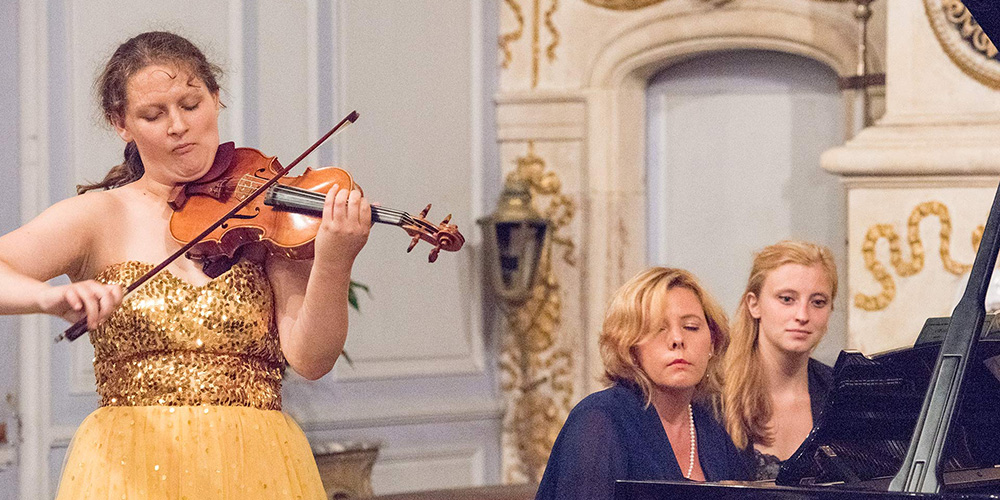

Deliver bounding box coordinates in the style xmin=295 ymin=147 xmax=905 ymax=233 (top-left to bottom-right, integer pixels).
xmin=402 ymin=204 xmax=465 ymax=263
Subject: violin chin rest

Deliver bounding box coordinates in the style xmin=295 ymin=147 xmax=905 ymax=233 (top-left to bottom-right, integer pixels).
xmin=200 ymin=254 xmax=238 ymax=279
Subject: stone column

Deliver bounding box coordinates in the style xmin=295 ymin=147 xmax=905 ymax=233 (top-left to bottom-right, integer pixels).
xmin=823 ymin=0 xmax=1000 ymax=354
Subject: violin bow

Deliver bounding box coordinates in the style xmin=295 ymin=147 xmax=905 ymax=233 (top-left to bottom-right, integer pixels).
xmin=55 ymin=111 xmax=360 ymax=343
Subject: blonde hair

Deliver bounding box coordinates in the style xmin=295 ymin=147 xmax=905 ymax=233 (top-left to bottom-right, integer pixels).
xmin=599 ymin=267 xmax=730 ymax=408
xmin=722 ymin=240 xmax=838 ymax=449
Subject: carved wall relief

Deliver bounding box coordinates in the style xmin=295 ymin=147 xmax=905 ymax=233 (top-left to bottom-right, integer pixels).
xmin=855 ymin=201 xmax=984 ymax=311
xmin=499 ymin=0 xmax=561 ymax=88
xmin=499 ymin=142 xmax=577 ymax=483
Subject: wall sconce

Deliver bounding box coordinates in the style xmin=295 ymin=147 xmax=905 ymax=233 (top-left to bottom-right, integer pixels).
xmin=478 ymin=177 xmax=552 ymax=304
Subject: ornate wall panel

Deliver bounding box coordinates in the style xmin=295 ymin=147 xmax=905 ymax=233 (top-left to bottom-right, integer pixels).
xmin=823 ymin=0 xmax=1000 ymax=360
xmin=331 ymin=0 xmax=485 ymax=382
xmin=499 ymin=0 xmax=561 ymax=89
xmin=846 ymin=179 xmax=997 ymax=355
xmin=495 ymin=141 xmax=579 ymax=483
xmin=373 ymin=444 xmax=485 ymax=494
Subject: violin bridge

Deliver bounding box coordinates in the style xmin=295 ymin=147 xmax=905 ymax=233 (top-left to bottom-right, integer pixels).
xmin=235 ymin=174 xmax=263 ymax=202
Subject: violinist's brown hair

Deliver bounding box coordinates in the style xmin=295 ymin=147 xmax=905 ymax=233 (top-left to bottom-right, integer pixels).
xmin=721 ymin=240 xmax=837 ymax=449
xmin=600 ymin=267 xmax=730 ymax=409
xmin=78 ymin=31 xmax=223 ymax=194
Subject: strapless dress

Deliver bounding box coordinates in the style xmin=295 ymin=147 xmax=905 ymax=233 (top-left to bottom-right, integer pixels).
xmin=55 ymin=260 xmax=325 ymax=499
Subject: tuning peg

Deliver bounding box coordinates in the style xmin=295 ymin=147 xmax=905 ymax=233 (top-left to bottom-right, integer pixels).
xmin=419 ymin=204 xmax=432 ymax=219
xmin=440 ymin=214 xmax=452 ymax=226
xmin=429 ymin=241 xmax=442 ymax=263
xmin=407 ymin=234 xmax=420 ymax=253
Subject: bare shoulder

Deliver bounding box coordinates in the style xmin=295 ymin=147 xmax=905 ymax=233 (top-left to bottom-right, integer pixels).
xmin=35 ymin=189 xmax=133 ymax=243
xmin=0 ymin=189 xmax=129 ymax=281
xmin=43 ymin=189 xmax=122 ymax=223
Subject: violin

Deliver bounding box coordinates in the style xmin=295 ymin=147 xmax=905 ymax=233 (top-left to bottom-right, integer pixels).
xmin=168 ymin=145 xmax=464 ymax=277
xmin=57 ymin=111 xmax=463 ymax=342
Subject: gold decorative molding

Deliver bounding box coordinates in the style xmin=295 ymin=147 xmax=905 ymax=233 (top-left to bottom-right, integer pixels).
xmin=855 ymin=201 xmax=984 ymax=311
xmin=499 ymin=0 xmax=560 ymax=88
xmin=510 ymin=142 xmax=576 ymax=265
xmin=543 ymin=0 xmax=560 ymax=64
xmin=499 ymin=0 xmax=524 ymax=69
xmin=615 ymin=215 xmax=629 ymax=285
xmin=925 ymin=0 xmax=1000 ymax=89
xmin=500 ymin=141 xmax=577 ymax=484
xmin=582 ymin=0 xmax=667 ymax=10
xmin=581 ymin=0 xmax=731 ymax=9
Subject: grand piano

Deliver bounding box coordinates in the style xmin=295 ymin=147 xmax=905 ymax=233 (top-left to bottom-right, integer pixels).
xmin=617 ymin=3 xmax=1000 ymax=498
xmin=615 ymin=316 xmax=1000 ymax=499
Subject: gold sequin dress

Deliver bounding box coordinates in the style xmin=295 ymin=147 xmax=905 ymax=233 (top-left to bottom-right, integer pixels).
xmin=56 ymin=260 xmax=326 ymax=499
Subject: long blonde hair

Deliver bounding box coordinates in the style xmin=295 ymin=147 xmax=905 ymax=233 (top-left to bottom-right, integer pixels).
xmin=721 ymin=240 xmax=837 ymax=449
xmin=600 ymin=267 xmax=730 ymax=408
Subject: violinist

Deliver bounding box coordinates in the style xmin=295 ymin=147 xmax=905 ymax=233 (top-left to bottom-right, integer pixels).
xmin=0 ymin=31 xmax=367 ymax=498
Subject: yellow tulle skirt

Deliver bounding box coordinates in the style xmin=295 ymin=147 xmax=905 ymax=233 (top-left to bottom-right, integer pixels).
xmin=56 ymin=406 xmax=326 ymax=499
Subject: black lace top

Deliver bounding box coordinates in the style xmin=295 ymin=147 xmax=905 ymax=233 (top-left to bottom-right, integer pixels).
xmin=749 ymin=358 xmax=833 ymax=481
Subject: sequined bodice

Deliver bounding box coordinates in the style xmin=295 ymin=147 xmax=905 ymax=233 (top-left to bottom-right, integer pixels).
xmin=91 ymin=260 xmax=284 ymax=410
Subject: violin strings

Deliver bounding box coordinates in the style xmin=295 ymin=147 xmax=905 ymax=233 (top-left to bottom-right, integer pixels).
xmin=264 ymin=184 xmax=424 ymax=220
xmin=267 ymin=184 xmax=441 ymax=233
xmin=269 ymin=185 xmax=418 ymax=222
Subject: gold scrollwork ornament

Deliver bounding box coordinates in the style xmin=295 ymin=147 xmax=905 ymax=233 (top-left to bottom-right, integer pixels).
xmin=499 ymin=0 xmax=560 ymax=88
xmin=855 ymin=201 xmax=984 ymax=312
xmin=500 ymin=142 xmax=577 ymax=484
xmin=581 ymin=0 xmax=731 ymax=9
xmin=582 ymin=0 xmax=667 ymax=9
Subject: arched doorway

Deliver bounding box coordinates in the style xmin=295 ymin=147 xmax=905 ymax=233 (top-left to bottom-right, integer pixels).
xmin=645 ymin=49 xmax=847 ymax=362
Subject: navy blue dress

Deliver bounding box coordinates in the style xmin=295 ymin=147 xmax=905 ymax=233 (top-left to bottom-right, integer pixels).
xmin=535 ymin=382 xmax=750 ymax=500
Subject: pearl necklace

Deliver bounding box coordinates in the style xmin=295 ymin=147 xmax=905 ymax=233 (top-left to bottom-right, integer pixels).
xmin=685 ymin=404 xmax=696 ymax=479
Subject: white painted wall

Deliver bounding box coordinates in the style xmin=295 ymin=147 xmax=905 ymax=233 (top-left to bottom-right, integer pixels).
xmin=13 ymin=1 xmax=501 ymax=497
xmin=646 ymin=50 xmax=848 ymax=364
xmin=0 ymin=0 xmax=21 ymax=492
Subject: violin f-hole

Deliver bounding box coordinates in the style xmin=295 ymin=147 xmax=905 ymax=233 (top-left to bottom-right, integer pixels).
xmin=231 ymin=207 xmax=261 ymax=220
